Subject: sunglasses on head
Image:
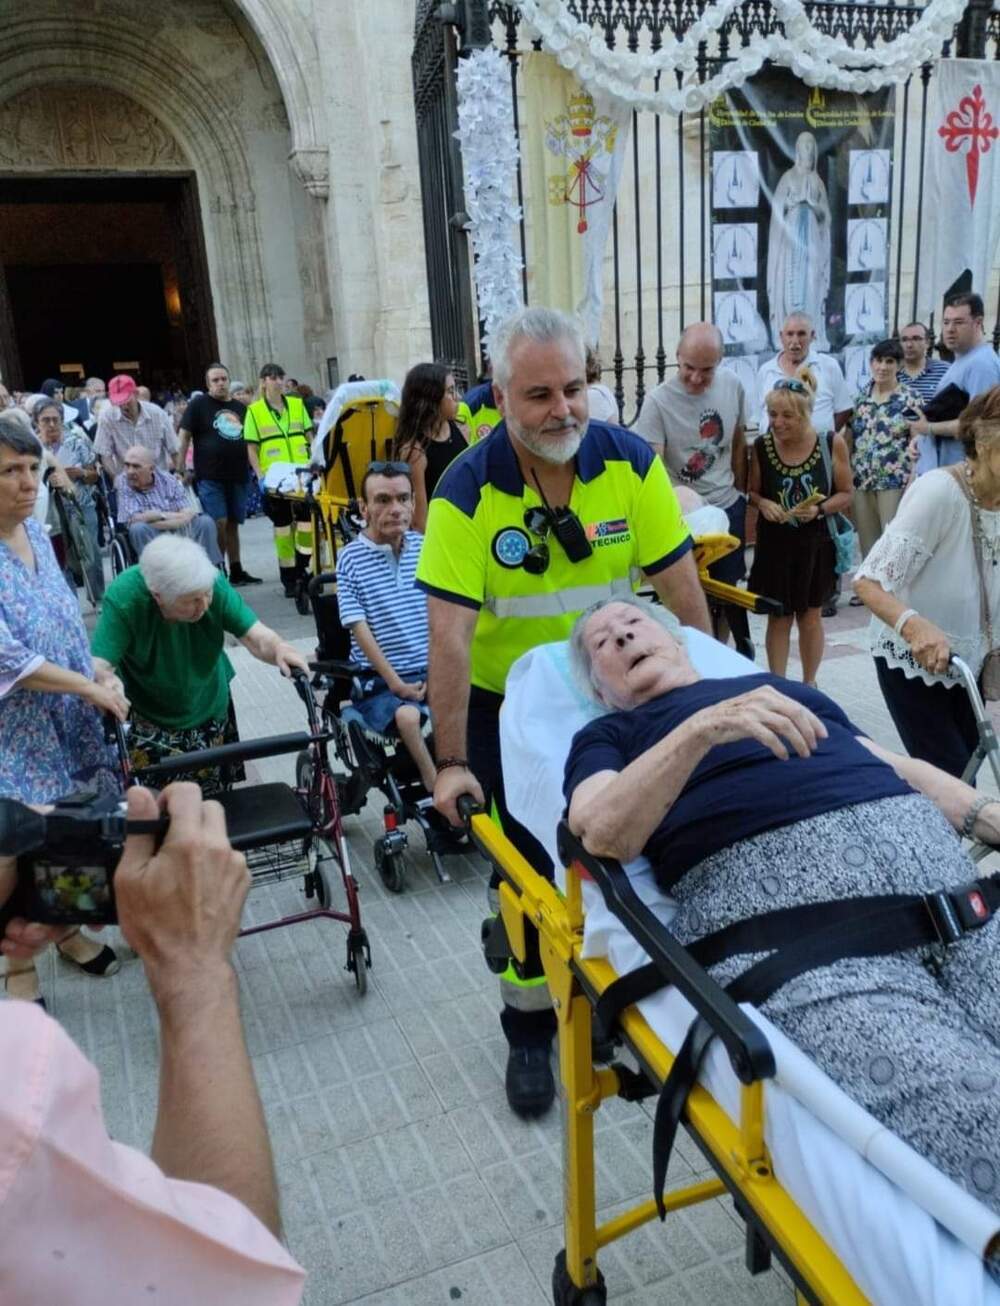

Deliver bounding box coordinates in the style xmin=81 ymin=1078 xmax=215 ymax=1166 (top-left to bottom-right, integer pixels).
xmin=365 ymin=460 xmax=412 ymax=478
xmin=773 ymin=379 xmax=808 ymax=395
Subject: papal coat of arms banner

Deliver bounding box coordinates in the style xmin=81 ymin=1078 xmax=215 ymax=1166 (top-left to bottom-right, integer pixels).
xmin=521 ymin=52 xmax=631 ymax=343
xmin=923 ymin=59 xmax=1000 ymax=320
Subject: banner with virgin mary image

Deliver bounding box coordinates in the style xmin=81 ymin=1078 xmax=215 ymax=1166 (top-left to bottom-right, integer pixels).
xmin=709 ymin=70 xmax=894 ymax=408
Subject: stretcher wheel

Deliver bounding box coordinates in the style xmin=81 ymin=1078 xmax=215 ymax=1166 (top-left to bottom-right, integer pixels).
xmin=347 ymin=931 xmax=369 ymax=996
xmin=374 ymin=836 xmax=405 ymax=893
xmin=552 ymin=1251 xmax=606 ymax=1305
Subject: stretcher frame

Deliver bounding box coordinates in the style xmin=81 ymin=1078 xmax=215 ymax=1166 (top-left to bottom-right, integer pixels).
xmin=461 ymin=801 xmax=869 ymax=1305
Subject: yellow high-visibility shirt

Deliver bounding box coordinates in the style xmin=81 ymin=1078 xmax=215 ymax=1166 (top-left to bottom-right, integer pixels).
xmin=416 ymin=420 xmax=692 ymax=694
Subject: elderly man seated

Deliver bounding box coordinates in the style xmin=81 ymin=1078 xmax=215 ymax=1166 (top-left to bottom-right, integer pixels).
xmin=115 ymin=445 xmax=222 ymax=562
xmin=335 ymin=461 xmax=436 ymax=791
xmin=564 ymin=596 xmax=1000 ymax=1235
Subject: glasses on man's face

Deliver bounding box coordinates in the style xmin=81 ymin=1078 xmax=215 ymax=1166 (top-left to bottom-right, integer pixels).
xmin=773 ymin=379 xmax=807 ymax=395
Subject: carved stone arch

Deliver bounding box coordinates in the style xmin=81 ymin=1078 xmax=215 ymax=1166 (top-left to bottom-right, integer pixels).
xmin=0 ymin=15 xmax=276 ymax=369
xmin=225 ymin=0 xmax=329 ymax=197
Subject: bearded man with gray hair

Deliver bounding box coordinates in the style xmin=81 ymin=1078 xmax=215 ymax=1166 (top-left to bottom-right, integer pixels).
xmin=415 ymin=305 xmax=711 ymax=1120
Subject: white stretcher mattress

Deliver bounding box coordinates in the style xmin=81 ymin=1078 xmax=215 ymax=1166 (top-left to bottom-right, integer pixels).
xmin=500 ymin=632 xmax=1000 ymax=1306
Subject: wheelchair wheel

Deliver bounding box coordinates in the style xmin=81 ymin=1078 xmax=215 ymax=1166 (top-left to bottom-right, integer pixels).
xmin=374 ymin=835 xmax=405 ymax=894
xmin=110 ymin=536 xmax=131 ymax=577
xmin=296 ymin=750 xmax=327 ymax=828
xmin=294 ymin=579 xmax=310 ymax=616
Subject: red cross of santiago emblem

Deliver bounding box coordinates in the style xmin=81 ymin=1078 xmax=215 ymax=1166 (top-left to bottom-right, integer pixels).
xmin=938 ymin=82 xmax=999 ymax=207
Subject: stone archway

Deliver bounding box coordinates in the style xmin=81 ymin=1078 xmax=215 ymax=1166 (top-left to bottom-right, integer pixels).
xmin=0 ymin=8 xmax=321 ymax=380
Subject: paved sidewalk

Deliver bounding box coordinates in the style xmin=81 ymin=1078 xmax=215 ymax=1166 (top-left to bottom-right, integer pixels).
xmin=23 ymin=518 xmax=998 ymax=1304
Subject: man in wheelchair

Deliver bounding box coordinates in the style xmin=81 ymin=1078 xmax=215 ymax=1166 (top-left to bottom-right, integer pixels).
xmin=335 ymin=461 xmax=437 ymax=792
xmin=565 ymin=596 xmax=1000 ymax=1238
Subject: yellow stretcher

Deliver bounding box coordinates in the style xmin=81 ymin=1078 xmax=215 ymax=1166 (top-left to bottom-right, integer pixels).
xmin=693 ymin=532 xmax=783 ymax=619
xmin=459 ymin=798 xmax=867 ymax=1305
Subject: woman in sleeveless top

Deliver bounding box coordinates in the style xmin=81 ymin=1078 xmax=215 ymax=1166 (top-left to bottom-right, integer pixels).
xmin=393 ymin=363 xmax=468 ymax=531
xmin=748 ymin=369 xmax=853 ymax=685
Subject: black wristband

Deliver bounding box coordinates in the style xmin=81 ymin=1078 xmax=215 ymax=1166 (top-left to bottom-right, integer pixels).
xmin=435 ymin=757 xmax=469 ymax=773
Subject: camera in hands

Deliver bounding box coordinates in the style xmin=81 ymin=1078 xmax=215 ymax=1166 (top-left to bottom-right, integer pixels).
xmin=0 ymin=794 xmax=165 ymax=928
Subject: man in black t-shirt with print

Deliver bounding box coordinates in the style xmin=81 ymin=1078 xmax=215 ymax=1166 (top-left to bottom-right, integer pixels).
xmin=178 ymin=363 xmax=261 ymax=585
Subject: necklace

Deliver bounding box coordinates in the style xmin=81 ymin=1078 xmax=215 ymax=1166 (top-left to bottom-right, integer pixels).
xmin=966 ymin=463 xmax=1000 ymax=511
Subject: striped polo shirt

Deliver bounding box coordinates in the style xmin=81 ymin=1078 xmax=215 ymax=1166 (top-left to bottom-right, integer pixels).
xmin=335 ymin=530 xmax=428 ymax=678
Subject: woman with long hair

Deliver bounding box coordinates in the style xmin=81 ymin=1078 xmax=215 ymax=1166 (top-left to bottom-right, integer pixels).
xmin=392 ymin=362 xmax=466 ymax=531
xmin=748 ymin=367 xmax=853 ymax=685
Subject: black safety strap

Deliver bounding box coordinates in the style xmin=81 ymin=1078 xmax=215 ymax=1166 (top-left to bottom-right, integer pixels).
xmin=647 ymin=875 xmax=1000 ymax=1214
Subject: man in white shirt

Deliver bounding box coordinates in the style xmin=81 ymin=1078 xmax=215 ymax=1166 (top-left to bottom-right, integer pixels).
xmin=634 ymin=322 xmax=752 ymax=655
xmin=755 ymin=312 xmax=852 ymax=435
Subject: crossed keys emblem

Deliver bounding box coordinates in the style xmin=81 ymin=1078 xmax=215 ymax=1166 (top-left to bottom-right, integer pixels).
xmin=938 ymin=82 xmax=999 ymax=207
xmin=545 ymin=91 xmax=619 ymax=233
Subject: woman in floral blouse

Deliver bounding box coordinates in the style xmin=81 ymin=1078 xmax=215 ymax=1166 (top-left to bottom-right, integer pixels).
xmin=847 ymin=338 xmax=922 ymax=564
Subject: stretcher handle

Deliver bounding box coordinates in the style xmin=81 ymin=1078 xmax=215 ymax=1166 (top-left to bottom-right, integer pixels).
xmin=556 ymin=821 xmax=775 ymax=1086
xmin=457 ymin=794 xmax=482 ymax=825
xmin=135 ymin=732 xmax=314 ymax=780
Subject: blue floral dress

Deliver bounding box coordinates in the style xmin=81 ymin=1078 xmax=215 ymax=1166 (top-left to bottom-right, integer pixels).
xmin=0 ymin=517 xmax=119 ymax=801
xmin=850 ymin=382 xmax=921 ymax=491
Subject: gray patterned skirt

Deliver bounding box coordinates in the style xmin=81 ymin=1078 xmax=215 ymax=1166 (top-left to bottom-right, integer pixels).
xmin=665 ymin=793 xmax=1000 ymax=1230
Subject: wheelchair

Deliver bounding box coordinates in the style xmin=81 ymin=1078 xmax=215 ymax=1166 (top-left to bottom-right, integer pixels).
xmin=305 ymin=572 xmax=469 ymax=893
xmin=107 ymin=669 xmax=372 ymax=993
xmin=94 ymin=473 xmax=137 ymax=577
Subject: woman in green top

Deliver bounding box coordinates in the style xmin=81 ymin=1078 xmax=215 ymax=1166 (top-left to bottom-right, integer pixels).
xmin=92 ymin=534 xmax=309 ymax=793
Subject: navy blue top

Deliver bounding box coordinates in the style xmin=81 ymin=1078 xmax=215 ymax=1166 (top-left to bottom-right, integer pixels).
xmin=563 ymin=673 xmax=912 ymax=888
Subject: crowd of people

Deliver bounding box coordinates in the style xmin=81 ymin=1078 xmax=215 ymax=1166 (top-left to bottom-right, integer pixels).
xmin=2 ymin=296 xmax=1000 ymax=1299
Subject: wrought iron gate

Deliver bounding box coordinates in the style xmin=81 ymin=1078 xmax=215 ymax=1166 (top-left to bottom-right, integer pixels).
xmin=411 ymin=0 xmax=487 ymax=385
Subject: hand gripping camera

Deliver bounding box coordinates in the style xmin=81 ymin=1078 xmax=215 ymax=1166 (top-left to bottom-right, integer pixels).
xmin=0 ymin=794 xmax=166 ymax=930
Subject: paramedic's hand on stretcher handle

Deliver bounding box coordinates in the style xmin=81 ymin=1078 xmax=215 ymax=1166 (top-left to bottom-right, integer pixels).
xmin=0 ymin=783 xmax=284 ymax=1240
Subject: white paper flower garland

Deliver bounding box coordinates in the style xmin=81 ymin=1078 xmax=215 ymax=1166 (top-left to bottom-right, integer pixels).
xmin=516 ymin=0 xmax=967 ymax=116
xmin=455 ymin=47 xmax=525 ymax=356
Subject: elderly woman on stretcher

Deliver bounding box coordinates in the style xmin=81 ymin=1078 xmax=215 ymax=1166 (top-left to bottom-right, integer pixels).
xmin=564 ymin=595 xmax=1000 ymax=1251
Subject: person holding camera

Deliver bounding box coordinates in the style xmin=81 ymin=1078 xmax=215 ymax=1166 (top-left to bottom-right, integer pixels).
xmin=0 ymin=413 xmax=128 ymax=1003
xmin=0 ymin=783 xmax=306 ymax=1303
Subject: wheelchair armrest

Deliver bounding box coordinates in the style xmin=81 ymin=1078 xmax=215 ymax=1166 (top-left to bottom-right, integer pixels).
xmin=310 ymin=658 xmax=359 ymax=681
xmin=134 ymin=731 xmax=314 ymax=780
xmin=556 ymin=820 xmax=775 ymax=1087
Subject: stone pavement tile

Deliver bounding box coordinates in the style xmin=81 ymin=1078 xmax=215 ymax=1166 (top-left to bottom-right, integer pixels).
xmin=290 ymin=1171 xmax=514 ymax=1306
xmin=394 ymin=989 xmax=499 ymax=1060
xmin=419 ymin=1036 xmax=510 ymax=1111
xmin=333 ymin=1243 xmax=547 ymax=1306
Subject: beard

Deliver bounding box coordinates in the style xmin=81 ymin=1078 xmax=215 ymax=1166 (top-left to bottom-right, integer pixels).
xmin=508 ymin=415 xmax=586 ymax=464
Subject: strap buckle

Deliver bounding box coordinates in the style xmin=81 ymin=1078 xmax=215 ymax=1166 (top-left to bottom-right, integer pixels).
xmin=924 ymin=881 xmax=993 ymax=946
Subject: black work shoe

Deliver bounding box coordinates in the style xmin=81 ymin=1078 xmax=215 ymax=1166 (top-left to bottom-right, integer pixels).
xmin=506 ymin=1044 xmax=555 ymax=1118
xmin=229 ymin=566 xmax=263 ymax=586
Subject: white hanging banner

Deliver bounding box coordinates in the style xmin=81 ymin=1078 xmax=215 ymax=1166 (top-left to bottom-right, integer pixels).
xmin=924 ymin=59 xmax=1000 ymax=317
xmin=522 ymin=52 xmax=631 ymax=342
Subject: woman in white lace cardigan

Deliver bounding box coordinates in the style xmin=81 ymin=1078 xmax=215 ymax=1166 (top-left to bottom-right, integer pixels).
xmin=854 ymin=387 xmax=1000 ymax=776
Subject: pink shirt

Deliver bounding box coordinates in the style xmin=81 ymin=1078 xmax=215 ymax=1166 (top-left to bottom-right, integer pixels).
xmin=0 ymin=1003 xmax=306 ymax=1305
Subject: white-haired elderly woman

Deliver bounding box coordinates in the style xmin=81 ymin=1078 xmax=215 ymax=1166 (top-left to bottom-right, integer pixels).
xmin=0 ymin=412 xmax=129 ymax=1003
xmin=91 ymin=535 xmax=310 ymax=792
xmin=564 ymin=595 xmax=1000 ymax=1241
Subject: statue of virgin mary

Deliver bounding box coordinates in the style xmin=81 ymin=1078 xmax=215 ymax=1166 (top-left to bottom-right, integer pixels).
xmin=766 ymin=131 xmax=832 ymax=350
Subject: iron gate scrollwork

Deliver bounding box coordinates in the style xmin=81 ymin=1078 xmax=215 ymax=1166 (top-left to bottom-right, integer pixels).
xmin=412 ymin=0 xmax=486 ymax=386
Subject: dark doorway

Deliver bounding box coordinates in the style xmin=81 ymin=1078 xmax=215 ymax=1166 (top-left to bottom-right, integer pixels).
xmin=0 ymin=174 xmax=217 ymax=393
